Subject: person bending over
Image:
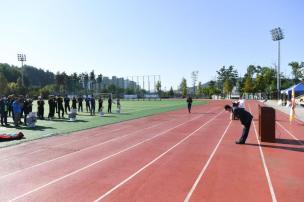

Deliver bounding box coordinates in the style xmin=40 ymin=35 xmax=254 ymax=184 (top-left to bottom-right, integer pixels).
xmin=224 ymin=104 xmax=253 ymax=144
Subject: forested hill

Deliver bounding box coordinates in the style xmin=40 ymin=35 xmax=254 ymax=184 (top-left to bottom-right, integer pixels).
xmin=0 ymin=63 xmax=55 ymax=87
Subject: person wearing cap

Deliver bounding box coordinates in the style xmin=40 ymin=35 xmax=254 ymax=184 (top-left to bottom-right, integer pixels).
xmin=224 ymin=104 xmax=253 ymax=144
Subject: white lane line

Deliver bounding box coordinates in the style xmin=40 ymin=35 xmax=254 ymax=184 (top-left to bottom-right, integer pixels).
xmin=276 ymin=121 xmax=304 ymax=145
xmin=0 ymin=121 xmax=167 ymax=180
xmin=184 ymin=120 xmax=232 ymax=202
xmin=249 ymin=105 xmax=277 ymax=202
xmin=8 ymin=108 xmax=217 ymax=202
xmin=0 ymin=126 xmax=130 ymax=162
xmin=94 ymin=110 xmax=225 ymax=202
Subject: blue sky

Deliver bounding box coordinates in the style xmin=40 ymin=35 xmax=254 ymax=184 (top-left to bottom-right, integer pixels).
xmin=0 ymin=0 xmax=303 ymax=90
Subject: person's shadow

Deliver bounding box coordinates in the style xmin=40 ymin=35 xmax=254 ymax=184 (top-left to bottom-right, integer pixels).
xmin=245 ymin=138 xmax=304 ymax=153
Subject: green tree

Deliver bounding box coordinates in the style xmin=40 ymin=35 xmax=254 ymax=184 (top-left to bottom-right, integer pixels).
xmin=0 ymin=72 xmax=8 ymax=95
xmin=223 ymin=79 xmax=233 ymax=97
xmin=243 ymin=76 xmax=254 ymax=94
xmin=7 ymin=82 xmax=17 ymax=95
xmin=196 ymin=81 xmax=204 ymax=97
xmin=216 ymin=65 xmax=238 ymax=94
xmin=180 ymin=78 xmax=187 ymax=98
xmin=288 ymin=61 xmax=302 ymax=83
xmin=169 ymin=86 xmax=174 ymax=97
xmin=156 ymin=80 xmax=162 ymax=96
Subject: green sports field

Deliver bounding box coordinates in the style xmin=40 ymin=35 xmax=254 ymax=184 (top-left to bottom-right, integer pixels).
xmin=0 ymin=99 xmax=207 ymax=148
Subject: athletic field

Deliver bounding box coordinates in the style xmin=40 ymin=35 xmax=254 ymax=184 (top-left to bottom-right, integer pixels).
xmin=0 ymin=100 xmax=303 ymax=201
xmin=0 ymin=100 xmax=206 ymax=147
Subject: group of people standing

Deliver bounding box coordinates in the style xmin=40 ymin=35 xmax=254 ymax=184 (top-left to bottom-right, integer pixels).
xmin=43 ymin=95 xmax=116 ymax=120
xmin=0 ymin=94 xmax=119 ymax=127
xmin=0 ymin=95 xmax=34 ymax=127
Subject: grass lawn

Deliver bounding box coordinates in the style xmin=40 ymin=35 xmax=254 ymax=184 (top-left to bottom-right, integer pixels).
xmin=0 ymin=99 xmax=207 ymax=148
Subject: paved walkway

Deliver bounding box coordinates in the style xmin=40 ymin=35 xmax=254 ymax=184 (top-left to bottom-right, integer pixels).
xmin=263 ymin=99 xmax=304 ymax=122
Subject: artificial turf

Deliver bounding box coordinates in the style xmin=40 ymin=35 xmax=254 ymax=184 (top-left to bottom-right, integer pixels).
xmin=0 ymin=99 xmax=207 ymax=148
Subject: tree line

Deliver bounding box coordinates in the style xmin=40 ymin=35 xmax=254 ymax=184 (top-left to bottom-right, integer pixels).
xmin=176 ymin=61 xmax=303 ymax=99
xmin=0 ymin=63 xmax=154 ymax=98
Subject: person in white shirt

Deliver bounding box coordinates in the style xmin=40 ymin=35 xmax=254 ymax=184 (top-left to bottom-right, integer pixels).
xmin=237 ymin=98 xmax=245 ymax=109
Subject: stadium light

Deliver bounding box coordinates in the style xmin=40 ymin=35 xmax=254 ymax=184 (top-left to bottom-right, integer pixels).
xmin=17 ymin=53 xmax=26 ymax=87
xmin=271 ymin=27 xmax=284 ymax=99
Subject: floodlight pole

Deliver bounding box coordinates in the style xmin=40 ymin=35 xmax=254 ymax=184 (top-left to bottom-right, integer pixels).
xmin=277 ymin=40 xmax=280 ymax=99
xmin=271 ymin=27 xmax=284 ymax=100
xmin=17 ymin=53 xmax=26 ymax=87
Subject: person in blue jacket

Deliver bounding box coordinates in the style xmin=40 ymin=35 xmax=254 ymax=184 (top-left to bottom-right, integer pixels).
xmin=12 ymin=97 xmax=22 ymax=127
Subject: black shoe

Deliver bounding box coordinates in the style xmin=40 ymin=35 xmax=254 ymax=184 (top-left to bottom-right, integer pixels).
xmin=235 ymin=141 xmax=245 ymax=144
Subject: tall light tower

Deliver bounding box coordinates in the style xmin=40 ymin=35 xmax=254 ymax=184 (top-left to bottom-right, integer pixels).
xmin=17 ymin=53 xmax=26 ymax=87
xmin=271 ymin=27 xmax=284 ymax=99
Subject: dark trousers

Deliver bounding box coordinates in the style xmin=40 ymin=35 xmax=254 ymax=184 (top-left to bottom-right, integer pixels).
xmin=98 ymin=104 xmax=103 ymax=112
xmin=90 ymin=107 xmax=95 ymax=116
xmin=24 ymin=113 xmax=28 ymax=125
xmin=108 ymin=104 xmax=112 ymax=113
xmin=187 ymin=104 xmax=192 ymax=113
xmin=78 ymin=103 xmax=83 ymax=112
xmin=38 ymin=107 xmax=44 ymax=119
xmin=1 ymin=112 xmax=8 ymax=125
xmin=58 ymin=105 xmax=64 ymax=118
xmin=65 ymin=104 xmax=70 ymax=114
xmin=239 ymin=120 xmax=252 ymax=143
xmin=86 ymin=103 xmax=90 ymax=112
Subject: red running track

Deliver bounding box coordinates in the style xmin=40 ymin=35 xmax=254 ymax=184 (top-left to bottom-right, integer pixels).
xmin=0 ymin=100 xmax=303 ymax=202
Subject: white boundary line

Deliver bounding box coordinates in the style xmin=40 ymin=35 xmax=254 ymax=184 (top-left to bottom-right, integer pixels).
xmin=276 ymin=121 xmax=304 ymax=145
xmin=184 ymin=120 xmax=232 ymax=202
xmin=0 ymin=121 xmax=166 ymax=180
xmin=0 ymin=125 xmax=132 ymax=162
xmin=94 ymin=110 xmax=225 ymax=202
xmin=249 ymin=105 xmax=277 ymax=202
xmin=8 ymin=108 xmax=218 ymax=202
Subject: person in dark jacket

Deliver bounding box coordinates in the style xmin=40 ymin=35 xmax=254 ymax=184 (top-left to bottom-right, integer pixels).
xmin=23 ymin=98 xmax=32 ymax=125
xmin=0 ymin=96 xmax=9 ymax=126
xmin=57 ymin=96 xmax=64 ymax=118
xmin=77 ymin=96 xmax=83 ymax=112
xmin=72 ymin=96 xmax=77 ymax=109
xmin=90 ymin=95 xmax=96 ymax=116
xmin=37 ymin=96 xmax=45 ymax=120
xmin=85 ymin=96 xmax=91 ymax=112
xmin=7 ymin=96 xmax=12 ymax=117
xmin=108 ymin=96 xmax=112 ymax=113
xmin=54 ymin=96 xmax=58 ymax=114
xmin=224 ymin=105 xmax=253 ymax=144
xmin=64 ymin=95 xmax=70 ymax=114
xmin=98 ymin=96 xmax=103 ymax=112
xmin=186 ymin=96 xmax=193 ymax=113
xmin=48 ymin=96 xmax=55 ymax=120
